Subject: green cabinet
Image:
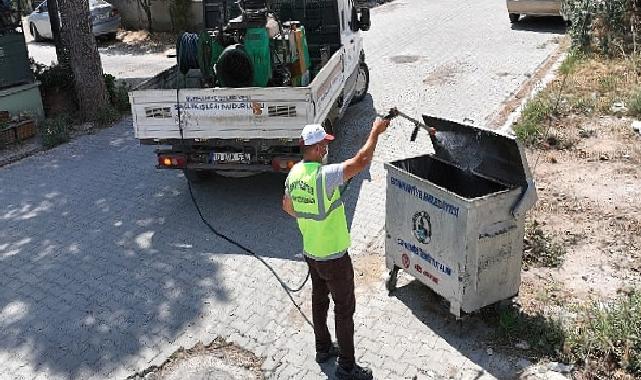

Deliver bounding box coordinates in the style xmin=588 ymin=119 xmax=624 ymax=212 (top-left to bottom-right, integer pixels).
xmin=0 ymin=33 xmax=33 ymax=89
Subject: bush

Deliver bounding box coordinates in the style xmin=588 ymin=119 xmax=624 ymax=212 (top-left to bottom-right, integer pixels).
xmin=30 ymin=59 xmax=74 ymax=93
xmin=103 ymin=74 xmax=131 ymax=114
xmin=564 ymin=0 xmax=640 ymax=56
xmin=40 ymin=115 xmax=70 ymax=148
xmin=95 ymin=106 xmax=121 ymax=128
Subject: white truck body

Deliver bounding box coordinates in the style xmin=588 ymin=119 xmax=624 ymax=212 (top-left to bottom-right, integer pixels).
xmin=127 ymin=0 xmax=369 ymax=176
xmin=130 ymin=46 xmax=349 ymax=141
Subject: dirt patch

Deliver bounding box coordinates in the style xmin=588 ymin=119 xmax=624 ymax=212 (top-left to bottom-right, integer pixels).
xmin=127 ymin=338 xmax=264 ymax=380
xmin=423 ymin=63 xmax=461 ymax=86
xmin=99 ymin=30 xmax=176 ymax=55
xmin=353 ymin=252 xmax=386 ymax=290
xmin=520 ymin=116 xmax=641 ymax=311
xmin=390 ymin=55 xmax=424 ymax=64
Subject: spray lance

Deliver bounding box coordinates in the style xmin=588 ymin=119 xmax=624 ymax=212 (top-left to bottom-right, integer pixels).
xmin=382 ymin=107 xmax=441 ymax=144
xmin=381 ymin=107 xmax=457 ymax=163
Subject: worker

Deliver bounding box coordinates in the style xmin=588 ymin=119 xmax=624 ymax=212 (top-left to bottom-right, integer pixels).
xmin=282 ymin=118 xmax=390 ymax=380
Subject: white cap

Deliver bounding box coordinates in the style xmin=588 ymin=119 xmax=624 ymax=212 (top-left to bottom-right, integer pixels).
xmin=300 ymin=124 xmax=335 ymax=146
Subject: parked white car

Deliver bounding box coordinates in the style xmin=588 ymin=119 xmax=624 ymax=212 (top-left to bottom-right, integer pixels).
xmin=27 ymin=0 xmax=120 ymax=41
xmin=506 ymin=0 xmax=563 ymax=23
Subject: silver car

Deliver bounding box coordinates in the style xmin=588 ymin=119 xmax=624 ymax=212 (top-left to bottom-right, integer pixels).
xmin=27 ymin=0 xmax=121 ymax=41
xmin=506 ymin=0 xmax=563 ymax=23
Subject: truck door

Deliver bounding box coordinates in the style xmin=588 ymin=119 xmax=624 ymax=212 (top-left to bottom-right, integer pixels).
xmin=339 ymin=0 xmax=361 ymax=78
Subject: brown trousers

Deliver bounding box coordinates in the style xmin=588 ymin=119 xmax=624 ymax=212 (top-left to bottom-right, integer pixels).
xmin=305 ymin=253 xmax=356 ymax=369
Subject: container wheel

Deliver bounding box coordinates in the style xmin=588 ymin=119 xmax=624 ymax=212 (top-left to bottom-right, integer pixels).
xmin=385 ymin=266 xmax=399 ymax=294
xmin=350 ymin=62 xmax=369 ymax=105
xmin=509 ymin=13 xmax=520 ymax=23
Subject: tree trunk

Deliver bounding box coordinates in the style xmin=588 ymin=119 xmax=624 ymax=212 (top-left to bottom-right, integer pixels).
xmin=57 ymin=0 xmax=108 ymax=121
xmin=46 ymin=0 xmax=69 ymax=68
xmin=138 ymin=0 xmax=153 ymax=34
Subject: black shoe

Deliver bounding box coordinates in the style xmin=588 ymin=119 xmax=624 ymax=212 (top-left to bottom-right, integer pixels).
xmin=335 ymin=364 xmax=373 ymax=380
xmin=315 ymin=342 xmax=339 ymax=363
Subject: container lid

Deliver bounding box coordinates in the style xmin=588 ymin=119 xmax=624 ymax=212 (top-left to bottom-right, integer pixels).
xmin=423 ymin=114 xmax=532 ymax=187
xmin=423 ymin=114 xmax=537 ymax=215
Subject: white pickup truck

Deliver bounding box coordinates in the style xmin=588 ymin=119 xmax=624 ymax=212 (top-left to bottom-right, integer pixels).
xmin=129 ymin=0 xmax=371 ymax=179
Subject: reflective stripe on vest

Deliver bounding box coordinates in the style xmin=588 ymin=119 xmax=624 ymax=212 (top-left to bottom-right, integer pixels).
xmin=287 ymin=162 xmax=351 ymax=258
xmin=292 ymin=171 xmax=344 ymax=221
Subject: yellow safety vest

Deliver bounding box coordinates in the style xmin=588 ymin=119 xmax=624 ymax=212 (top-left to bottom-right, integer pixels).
xmin=287 ymin=162 xmax=350 ymax=259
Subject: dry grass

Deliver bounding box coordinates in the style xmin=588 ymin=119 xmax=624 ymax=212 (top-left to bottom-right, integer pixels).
xmin=515 ymin=53 xmax=641 ymax=147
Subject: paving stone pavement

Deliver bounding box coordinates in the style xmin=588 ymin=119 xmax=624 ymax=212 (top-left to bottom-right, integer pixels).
xmin=0 ymin=1 xmax=565 ymax=379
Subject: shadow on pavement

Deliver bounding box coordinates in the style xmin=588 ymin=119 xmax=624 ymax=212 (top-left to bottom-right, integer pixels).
xmin=390 ymin=279 xmax=522 ymax=379
xmin=511 ymin=16 xmax=567 ymax=35
xmin=0 ymin=92 xmax=378 ymax=379
xmin=0 ymin=122 xmax=233 ymax=379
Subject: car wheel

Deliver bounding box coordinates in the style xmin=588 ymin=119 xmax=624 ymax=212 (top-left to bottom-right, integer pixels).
xmin=509 ymin=13 xmax=520 ymax=23
xmin=349 ymin=62 xmax=369 ymax=105
xmin=30 ymin=23 xmax=43 ymax=42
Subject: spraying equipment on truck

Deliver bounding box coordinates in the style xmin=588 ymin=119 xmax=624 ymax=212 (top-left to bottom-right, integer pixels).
xmin=130 ymin=0 xmax=372 ymax=178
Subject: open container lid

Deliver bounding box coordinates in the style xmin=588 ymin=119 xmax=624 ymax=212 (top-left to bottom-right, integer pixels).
xmin=422 ymin=114 xmax=537 ymax=216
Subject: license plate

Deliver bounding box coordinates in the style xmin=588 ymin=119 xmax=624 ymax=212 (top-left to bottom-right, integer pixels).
xmin=95 ymin=13 xmax=109 ymax=22
xmin=210 ymin=152 xmax=251 ymax=163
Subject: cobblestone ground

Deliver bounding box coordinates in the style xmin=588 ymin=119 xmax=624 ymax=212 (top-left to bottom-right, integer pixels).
xmin=0 ymin=1 xmax=565 ymax=379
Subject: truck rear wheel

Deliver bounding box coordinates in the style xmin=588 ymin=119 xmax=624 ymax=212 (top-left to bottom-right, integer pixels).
xmin=350 ymin=62 xmax=369 ymax=105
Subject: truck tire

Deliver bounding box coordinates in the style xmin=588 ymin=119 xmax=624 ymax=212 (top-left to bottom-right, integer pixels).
xmin=350 ymin=62 xmax=369 ymax=105
xmin=183 ymin=169 xmax=211 ymax=183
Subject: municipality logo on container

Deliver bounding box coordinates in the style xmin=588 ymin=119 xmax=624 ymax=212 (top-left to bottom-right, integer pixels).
xmin=412 ymin=211 xmax=432 ymax=244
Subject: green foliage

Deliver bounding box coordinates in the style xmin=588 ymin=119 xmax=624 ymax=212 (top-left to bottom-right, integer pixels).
xmin=491 ymin=292 xmax=641 ymax=377
xmin=95 ymin=106 xmax=120 ymax=128
xmin=514 ymin=97 xmax=553 ymax=145
xmin=30 ymin=59 xmax=74 ymax=93
xmin=103 ymin=74 xmax=131 ymax=114
xmin=559 ymin=50 xmax=584 ymax=76
xmin=523 ymin=220 xmax=566 ymax=268
xmin=564 ymin=0 xmax=639 ymax=56
xmin=565 ymin=291 xmax=641 ymax=375
xmin=493 ymin=306 xmax=566 ymax=357
xmin=40 ymin=115 xmax=70 ymax=148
